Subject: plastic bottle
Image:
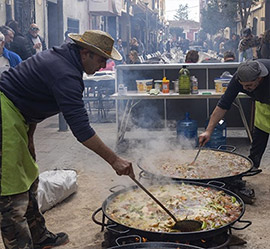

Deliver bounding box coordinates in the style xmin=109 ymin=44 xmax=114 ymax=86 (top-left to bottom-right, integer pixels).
xmin=177 ymin=112 xmax=198 ymax=147
xmin=205 ymin=119 xmax=227 ymax=149
xmin=162 ymin=77 xmax=170 ymax=93
xmin=179 ymin=65 xmax=191 ymax=94
xmin=191 ymin=76 xmax=199 ymax=94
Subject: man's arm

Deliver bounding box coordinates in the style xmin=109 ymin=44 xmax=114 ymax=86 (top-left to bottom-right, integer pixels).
xmin=28 ymin=123 xmax=37 ymax=160
xmin=199 ymin=106 xmax=227 ymax=146
xmin=82 ymin=134 xmax=135 ymax=178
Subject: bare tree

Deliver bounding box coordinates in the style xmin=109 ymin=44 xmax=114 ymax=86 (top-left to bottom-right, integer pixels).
xmin=237 ymin=0 xmax=258 ymax=29
xmin=174 ymin=4 xmax=189 ymax=20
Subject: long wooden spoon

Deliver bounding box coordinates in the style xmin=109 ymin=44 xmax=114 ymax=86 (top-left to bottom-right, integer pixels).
xmin=130 ymin=177 xmax=202 ymax=232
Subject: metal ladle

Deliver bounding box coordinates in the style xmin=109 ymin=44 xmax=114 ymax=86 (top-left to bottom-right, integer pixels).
xmin=130 ymin=177 xmax=202 ymax=232
xmin=190 ymin=145 xmax=202 ymax=165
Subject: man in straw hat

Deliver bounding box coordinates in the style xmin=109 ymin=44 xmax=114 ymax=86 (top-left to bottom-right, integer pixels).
xmin=0 ymin=30 xmax=134 ymax=249
xmin=199 ymin=59 xmax=270 ymax=201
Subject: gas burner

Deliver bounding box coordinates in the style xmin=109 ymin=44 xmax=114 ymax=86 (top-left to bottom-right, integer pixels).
xmin=225 ymin=179 xmax=255 ymax=204
xmin=101 ymin=223 xmax=236 ymax=249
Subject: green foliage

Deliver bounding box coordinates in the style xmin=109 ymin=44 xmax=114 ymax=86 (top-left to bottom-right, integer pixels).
xmin=174 ymin=4 xmax=189 ymax=20
xmin=201 ymin=1 xmax=220 ymax=35
xmin=201 ymin=0 xmax=258 ymax=36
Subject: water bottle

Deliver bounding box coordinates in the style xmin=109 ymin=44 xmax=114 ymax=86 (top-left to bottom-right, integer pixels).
xmin=205 ymin=119 xmax=227 ymax=148
xmin=179 ymin=65 xmax=191 ymax=94
xmin=177 ymin=112 xmax=198 ymax=147
xmin=191 ymin=76 xmax=199 ymax=94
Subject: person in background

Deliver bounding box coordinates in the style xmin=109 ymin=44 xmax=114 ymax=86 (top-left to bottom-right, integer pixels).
xmin=115 ymin=38 xmax=126 ymax=65
xmin=238 ymin=27 xmax=259 ymax=62
xmin=158 ymin=39 xmax=165 ymax=53
xmin=259 ymin=29 xmax=270 ymax=59
xmin=199 ymin=60 xmax=269 ymax=198
xmin=166 ymin=39 xmax=171 ymax=53
xmin=0 ymin=31 xmax=22 ymax=74
xmin=180 ymin=37 xmax=190 ymax=54
xmin=26 ymin=23 xmax=47 ymax=56
xmin=138 ymin=39 xmax=145 ymax=55
xmin=0 ymin=29 xmax=134 ymax=249
xmin=224 ymin=33 xmax=239 ymax=61
xmin=223 ymin=50 xmax=236 ymax=62
xmin=128 ymin=50 xmax=141 ymax=64
xmin=64 ymin=30 xmax=73 ymax=43
xmin=130 ymin=37 xmax=139 ymax=53
xmin=7 ymin=20 xmax=32 ymax=60
xmin=185 ymin=50 xmax=199 ymax=63
xmin=0 ymin=25 xmax=14 ymax=50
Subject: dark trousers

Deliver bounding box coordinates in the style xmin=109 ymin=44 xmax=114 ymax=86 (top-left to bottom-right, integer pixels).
xmin=249 ymin=127 xmax=269 ymax=168
xmin=0 ymin=179 xmax=48 ymax=249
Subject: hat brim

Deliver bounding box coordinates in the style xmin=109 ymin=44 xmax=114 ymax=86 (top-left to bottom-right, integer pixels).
xmin=258 ymin=61 xmax=269 ymax=78
xmin=68 ymin=33 xmax=122 ymax=61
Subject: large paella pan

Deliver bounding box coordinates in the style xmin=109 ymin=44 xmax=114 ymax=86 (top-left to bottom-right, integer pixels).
xmin=93 ymin=180 xmax=251 ymax=242
xmin=137 ymin=148 xmax=261 ymax=182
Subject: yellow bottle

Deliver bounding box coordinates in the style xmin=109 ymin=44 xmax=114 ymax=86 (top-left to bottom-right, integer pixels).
xmin=162 ymin=77 xmax=169 ymax=93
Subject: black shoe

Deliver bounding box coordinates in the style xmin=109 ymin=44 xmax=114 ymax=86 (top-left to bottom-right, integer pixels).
xmin=35 ymin=232 xmax=69 ymax=249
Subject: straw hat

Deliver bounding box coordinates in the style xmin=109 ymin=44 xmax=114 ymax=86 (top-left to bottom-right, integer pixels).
xmin=68 ymin=30 xmax=122 ymax=61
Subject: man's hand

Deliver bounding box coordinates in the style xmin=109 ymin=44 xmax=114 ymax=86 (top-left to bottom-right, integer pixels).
xmin=33 ymin=43 xmax=41 ymax=49
xmin=111 ymin=157 xmax=135 ymax=179
xmin=198 ymin=131 xmax=211 ymax=147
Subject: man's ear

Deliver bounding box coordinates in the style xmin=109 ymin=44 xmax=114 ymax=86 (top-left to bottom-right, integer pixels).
xmin=80 ymin=49 xmax=90 ymax=62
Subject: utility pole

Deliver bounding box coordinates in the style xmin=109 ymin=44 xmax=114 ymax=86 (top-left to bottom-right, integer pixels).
xmin=126 ymin=0 xmax=131 ymax=56
xmin=144 ymin=2 xmax=149 ymax=53
xmin=266 ymin=0 xmax=270 ymax=30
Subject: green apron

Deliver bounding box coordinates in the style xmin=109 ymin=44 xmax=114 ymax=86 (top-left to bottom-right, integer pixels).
xmin=254 ymin=101 xmax=270 ymax=133
xmin=1 ymin=92 xmax=39 ymax=196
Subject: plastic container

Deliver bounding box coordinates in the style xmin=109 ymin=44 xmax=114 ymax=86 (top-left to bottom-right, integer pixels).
xmin=179 ymin=65 xmax=191 ymax=94
xmin=172 ymin=80 xmax=179 ymax=93
xmin=136 ymin=79 xmax=152 ymax=93
xmin=118 ymin=84 xmax=127 ymax=95
xmin=177 ymin=112 xmax=198 ymax=146
xmin=154 ymin=80 xmax=162 ymax=90
xmin=146 ymin=81 xmax=153 ymax=92
xmin=205 ymin=119 xmax=227 ymax=148
xmin=162 ymin=77 xmax=170 ymax=93
xmin=214 ymin=78 xmax=230 ymax=93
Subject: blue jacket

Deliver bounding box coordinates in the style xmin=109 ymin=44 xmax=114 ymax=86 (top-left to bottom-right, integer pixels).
xmin=0 ymin=43 xmax=95 ymax=143
xmin=3 ymin=47 xmax=22 ymax=67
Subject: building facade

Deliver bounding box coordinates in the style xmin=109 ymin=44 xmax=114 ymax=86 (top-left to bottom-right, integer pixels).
xmin=0 ymin=0 xmax=165 ymax=58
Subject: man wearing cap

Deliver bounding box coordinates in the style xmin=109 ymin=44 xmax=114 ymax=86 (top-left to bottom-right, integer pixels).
xmin=0 ymin=30 xmax=135 ymax=249
xmin=199 ymin=60 xmax=269 ymax=177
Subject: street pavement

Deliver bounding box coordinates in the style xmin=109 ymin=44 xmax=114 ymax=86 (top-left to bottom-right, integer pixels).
xmin=35 ymin=112 xmax=270 ymax=177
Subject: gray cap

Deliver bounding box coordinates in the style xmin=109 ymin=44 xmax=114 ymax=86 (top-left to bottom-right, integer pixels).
xmin=237 ymin=60 xmax=269 ymax=82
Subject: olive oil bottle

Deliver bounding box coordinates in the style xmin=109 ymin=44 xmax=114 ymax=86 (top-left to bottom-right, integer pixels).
xmin=179 ymin=65 xmax=191 ymax=94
